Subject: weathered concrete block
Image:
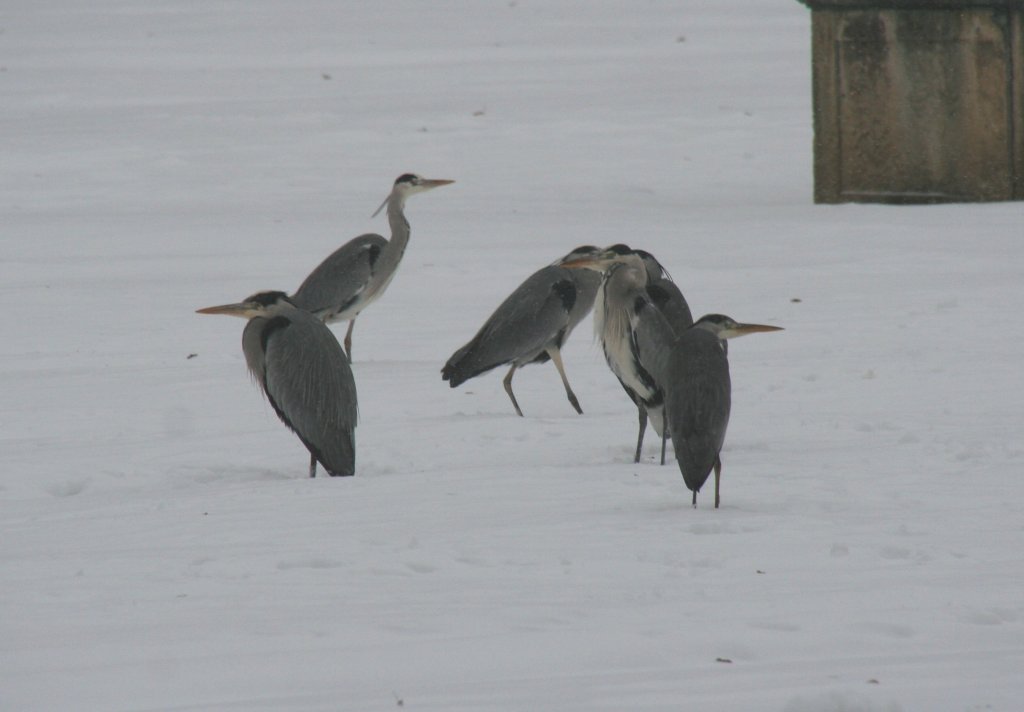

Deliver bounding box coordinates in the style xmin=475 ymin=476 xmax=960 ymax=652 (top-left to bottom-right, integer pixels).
xmin=798 ymin=0 xmax=1024 ymax=203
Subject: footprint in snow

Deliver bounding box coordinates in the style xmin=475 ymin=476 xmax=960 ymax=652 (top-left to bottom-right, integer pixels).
xmin=276 ymin=558 xmax=344 ymax=571
xmin=46 ymin=479 xmax=89 ymax=497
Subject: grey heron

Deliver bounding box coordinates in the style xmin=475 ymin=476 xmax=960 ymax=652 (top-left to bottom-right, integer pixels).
xmin=291 ymin=173 xmax=454 ymax=362
xmin=631 ymin=307 xmax=782 ymax=507
xmin=442 ymin=245 xmax=604 ymax=416
xmin=565 ymin=245 xmax=693 ymax=462
xmin=197 ymin=291 xmax=357 ymax=477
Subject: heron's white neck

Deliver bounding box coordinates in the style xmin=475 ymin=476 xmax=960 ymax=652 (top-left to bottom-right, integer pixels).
xmin=367 ymin=193 xmax=411 ymax=299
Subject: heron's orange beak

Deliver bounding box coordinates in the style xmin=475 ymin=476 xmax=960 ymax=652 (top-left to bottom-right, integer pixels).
xmin=727 ymin=323 xmax=785 ymax=337
xmin=420 ymin=178 xmax=455 ymax=189
xmin=196 ymin=302 xmax=255 ymax=319
xmin=560 ymin=257 xmax=614 ymax=270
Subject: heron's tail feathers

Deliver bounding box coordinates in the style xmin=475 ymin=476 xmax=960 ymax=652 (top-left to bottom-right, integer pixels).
xmin=671 ymin=436 xmax=718 ymax=495
xmin=442 ymin=340 xmax=501 ymax=388
xmin=307 ymin=432 xmax=355 ymax=478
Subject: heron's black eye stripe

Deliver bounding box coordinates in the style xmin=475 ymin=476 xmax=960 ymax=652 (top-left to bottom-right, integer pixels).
xmin=246 ymin=290 xmax=289 ymax=306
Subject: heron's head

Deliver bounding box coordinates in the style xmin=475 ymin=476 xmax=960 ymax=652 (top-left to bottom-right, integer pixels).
xmin=693 ymin=314 xmax=784 ymax=340
xmin=632 ymin=249 xmax=671 ymax=282
xmin=372 ymin=173 xmax=455 ymax=216
xmin=196 ymin=290 xmax=293 ymax=319
xmin=553 ymin=245 xmax=602 ymax=266
xmin=559 ymin=244 xmax=646 ymax=275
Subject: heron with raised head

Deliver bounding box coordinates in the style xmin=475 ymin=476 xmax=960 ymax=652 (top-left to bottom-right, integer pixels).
xmin=291 ymin=173 xmax=454 ymax=362
xmin=442 ymin=245 xmax=604 ymax=416
xmin=197 ymin=291 xmax=357 ymax=477
xmin=565 ymin=245 xmax=693 ymax=462
xmin=630 ymin=309 xmax=782 ymax=507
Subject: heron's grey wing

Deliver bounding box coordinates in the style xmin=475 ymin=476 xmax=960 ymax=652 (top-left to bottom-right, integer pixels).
xmin=292 ymin=234 xmax=387 ymax=321
xmin=262 ymin=310 xmax=357 ymax=476
xmin=630 ymin=296 xmax=678 ymax=389
xmin=565 ymin=266 xmax=601 ymax=334
xmin=646 ymin=278 xmax=693 ymax=334
xmin=664 ymin=329 xmax=731 ymax=492
xmin=442 ymin=267 xmax=574 ymax=386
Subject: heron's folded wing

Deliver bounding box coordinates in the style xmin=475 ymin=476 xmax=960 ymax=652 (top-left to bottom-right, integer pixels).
xmin=263 ymin=311 xmax=358 ymax=475
xmin=292 ymin=234 xmax=386 ymax=320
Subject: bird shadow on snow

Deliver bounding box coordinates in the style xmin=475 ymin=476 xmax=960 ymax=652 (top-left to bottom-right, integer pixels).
xmin=175 ymin=464 xmax=297 ymax=485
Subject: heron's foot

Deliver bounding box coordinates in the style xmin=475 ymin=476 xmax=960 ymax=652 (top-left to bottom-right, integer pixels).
xmin=503 ymin=366 xmax=524 ymax=417
xmin=567 ymin=393 xmax=583 ymax=415
xmin=713 ymin=455 xmax=722 ymax=509
xmin=634 ymin=411 xmax=647 ymax=464
xmin=505 ymin=387 xmax=524 ymax=417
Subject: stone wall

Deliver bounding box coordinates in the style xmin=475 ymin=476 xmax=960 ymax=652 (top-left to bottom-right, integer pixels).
xmin=799 ymin=0 xmax=1023 ymax=203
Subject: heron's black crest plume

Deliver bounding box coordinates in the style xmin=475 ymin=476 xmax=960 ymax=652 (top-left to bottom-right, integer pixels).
xmin=245 ymin=290 xmax=291 ymax=307
xmin=395 ymin=173 xmax=419 ymax=185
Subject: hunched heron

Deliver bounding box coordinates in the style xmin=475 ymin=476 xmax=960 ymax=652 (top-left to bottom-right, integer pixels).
xmin=630 ymin=306 xmax=782 ymax=507
xmin=197 ymin=291 xmax=358 ymax=477
xmin=565 ymin=245 xmax=693 ymax=462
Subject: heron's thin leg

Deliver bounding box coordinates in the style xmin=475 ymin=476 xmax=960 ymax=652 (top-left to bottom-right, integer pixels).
xmin=713 ymin=455 xmax=722 ymax=509
xmin=503 ymin=364 xmax=524 ymax=417
xmin=634 ymin=407 xmax=647 ymax=463
xmin=660 ymin=421 xmax=668 ymax=466
xmin=309 ymin=454 xmax=317 ymax=478
xmin=692 ymin=489 xmax=697 ymax=508
xmin=343 ymin=319 xmax=356 ymax=363
xmin=548 ymin=348 xmax=583 ymax=415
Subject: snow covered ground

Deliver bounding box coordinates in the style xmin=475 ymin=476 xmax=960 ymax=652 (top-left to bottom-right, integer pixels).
xmin=3 ymin=1 xmax=1023 ymax=709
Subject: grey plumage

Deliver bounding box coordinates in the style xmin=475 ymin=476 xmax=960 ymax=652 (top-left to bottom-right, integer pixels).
xmin=564 ymin=246 xmax=781 ymax=505
xmin=198 ymin=291 xmax=358 ymax=477
xmin=632 ymin=309 xmax=782 ymax=507
xmin=579 ymin=246 xmax=693 ymax=462
xmin=442 ymin=245 xmax=603 ymax=416
xmin=291 ymin=173 xmax=454 ymax=362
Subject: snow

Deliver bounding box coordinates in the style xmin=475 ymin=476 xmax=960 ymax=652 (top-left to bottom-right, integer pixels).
xmin=2 ymin=1 xmax=1023 ymax=710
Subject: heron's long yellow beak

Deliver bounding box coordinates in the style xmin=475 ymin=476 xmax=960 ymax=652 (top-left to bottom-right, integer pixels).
xmin=195 ymin=302 xmax=255 ymax=319
xmin=560 ymin=256 xmax=613 ymax=270
xmin=728 ymin=323 xmax=785 ymax=337
xmin=420 ymin=178 xmax=455 ymax=189
xmin=560 ymin=246 xmax=627 ymax=270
